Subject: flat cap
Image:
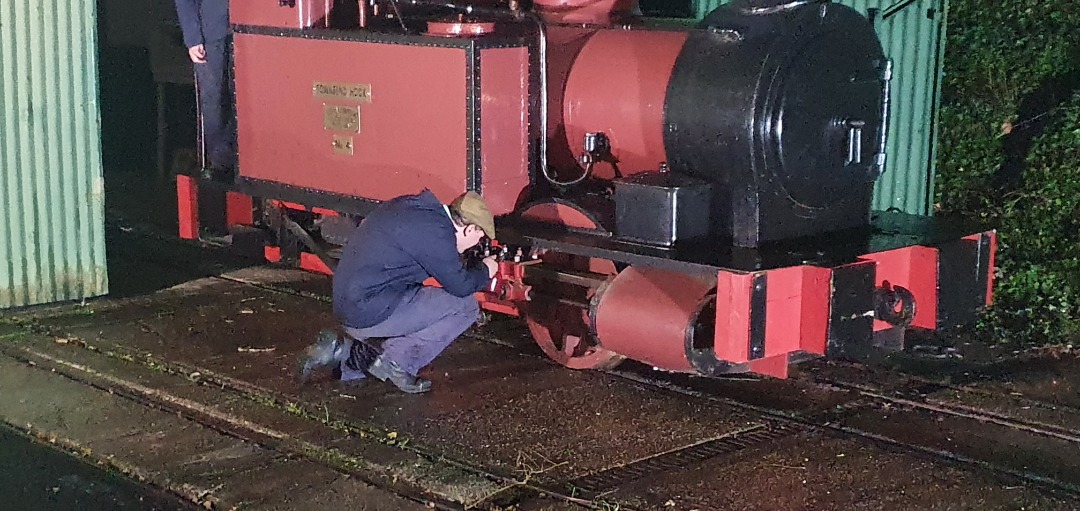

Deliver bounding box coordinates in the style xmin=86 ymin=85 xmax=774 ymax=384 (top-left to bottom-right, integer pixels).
xmin=450 ymin=191 xmax=495 ymax=239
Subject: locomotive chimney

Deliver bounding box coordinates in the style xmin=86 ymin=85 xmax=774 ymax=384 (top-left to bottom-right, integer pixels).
xmin=532 ymin=0 xmax=639 ymax=24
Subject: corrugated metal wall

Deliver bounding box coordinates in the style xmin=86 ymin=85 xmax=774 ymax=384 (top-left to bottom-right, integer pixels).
xmin=849 ymin=0 xmax=947 ymax=214
xmin=693 ymin=0 xmax=948 ymax=215
xmin=0 ymin=0 xmax=109 ymax=309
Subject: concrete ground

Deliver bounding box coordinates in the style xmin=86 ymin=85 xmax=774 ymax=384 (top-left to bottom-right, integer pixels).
xmin=2 ymin=181 xmax=1080 ymax=510
xmin=0 ymin=424 xmax=198 ymax=511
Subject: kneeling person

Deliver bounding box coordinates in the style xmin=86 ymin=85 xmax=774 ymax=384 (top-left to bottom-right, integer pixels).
xmin=299 ymin=189 xmax=498 ymax=393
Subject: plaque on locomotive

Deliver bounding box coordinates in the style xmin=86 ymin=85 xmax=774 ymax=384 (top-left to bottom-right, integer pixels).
xmin=323 ymin=105 xmax=360 ymax=132
xmin=331 ymin=135 xmax=354 ymax=155
xmin=312 ymin=82 xmax=372 ymax=102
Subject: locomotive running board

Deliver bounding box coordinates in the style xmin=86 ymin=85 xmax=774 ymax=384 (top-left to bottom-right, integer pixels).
xmin=495 ymin=210 xmax=993 ymax=275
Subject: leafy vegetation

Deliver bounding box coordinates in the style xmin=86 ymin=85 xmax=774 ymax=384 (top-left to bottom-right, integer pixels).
xmin=936 ymin=0 xmax=1080 ymax=345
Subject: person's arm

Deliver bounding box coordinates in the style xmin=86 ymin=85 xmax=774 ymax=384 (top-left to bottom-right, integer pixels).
xmin=173 ymin=0 xmax=205 ymax=52
xmin=412 ymin=233 xmax=492 ymax=297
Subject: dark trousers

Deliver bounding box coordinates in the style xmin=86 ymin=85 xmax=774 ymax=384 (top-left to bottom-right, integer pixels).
xmin=195 ymin=38 xmax=237 ymax=169
xmin=339 ymin=286 xmax=481 ymax=381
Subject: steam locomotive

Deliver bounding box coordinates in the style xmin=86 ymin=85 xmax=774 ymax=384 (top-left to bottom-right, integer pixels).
xmin=178 ymin=0 xmax=996 ymax=378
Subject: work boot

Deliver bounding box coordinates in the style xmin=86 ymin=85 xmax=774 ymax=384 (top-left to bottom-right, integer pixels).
xmin=297 ymin=330 xmax=349 ymax=384
xmin=366 ymin=355 xmax=432 ymax=394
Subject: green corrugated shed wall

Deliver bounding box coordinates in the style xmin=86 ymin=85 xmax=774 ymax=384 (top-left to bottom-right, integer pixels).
xmin=0 ymin=0 xmax=109 ymax=308
xmin=693 ymin=0 xmax=948 ymax=215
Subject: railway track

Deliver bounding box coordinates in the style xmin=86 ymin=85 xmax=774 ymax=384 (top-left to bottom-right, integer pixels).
xmin=815 ymin=378 xmax=1080 ymax=444
xmin=52 ymin=219 xmax=1079 ymax=508
xmin=1 ymin=322 xmax=642 ymax=511
xmin=605 ymin=368 xmax=1080 ymax=497
xmin=210 ymin=266 xmax=1080 ymax=500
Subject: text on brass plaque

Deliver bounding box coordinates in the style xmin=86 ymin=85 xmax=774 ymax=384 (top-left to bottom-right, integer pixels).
xmin=332 ymin=135 xmax=354 ymax=156
xmin=313 ymin=82 xmax=372 ymax=102
xmin=324 ymin=105 xmax=360 ymax=132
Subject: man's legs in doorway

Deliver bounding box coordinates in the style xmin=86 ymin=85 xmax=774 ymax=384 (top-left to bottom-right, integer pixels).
xmin=195 ymin=37 xmax=237 ymax=174
xmin=343 ymin=286 xmax=480 ymax=393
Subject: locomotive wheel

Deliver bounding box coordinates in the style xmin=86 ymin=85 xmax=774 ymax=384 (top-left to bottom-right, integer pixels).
xmin=518 ymin=202 xmax=626 ymax=370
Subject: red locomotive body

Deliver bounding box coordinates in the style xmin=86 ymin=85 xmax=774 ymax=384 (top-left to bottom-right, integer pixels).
xmin=178 ymin=0 xmax=997 ymax=379
xmin=232 ymin=29 xmax=532 ymax=214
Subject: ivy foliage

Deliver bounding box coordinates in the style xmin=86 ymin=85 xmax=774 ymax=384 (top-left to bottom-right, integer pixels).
xmin=936 ymin=0 xmax=1080 ymax=344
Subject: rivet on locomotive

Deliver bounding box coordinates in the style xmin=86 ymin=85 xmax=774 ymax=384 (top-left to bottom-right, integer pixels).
xmin=178 ymin=0 xmax=997 ymax=379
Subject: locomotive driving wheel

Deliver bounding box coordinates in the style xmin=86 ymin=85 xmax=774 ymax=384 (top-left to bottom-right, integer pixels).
xmin=518 ymin=201 xmax=626 ymax=370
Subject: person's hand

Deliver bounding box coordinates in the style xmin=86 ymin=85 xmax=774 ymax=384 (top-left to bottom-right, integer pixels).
xmin=482 ymin=256 xmax=498 ymax=279
xmin=187 ymin=44 xmax=207 ymax=64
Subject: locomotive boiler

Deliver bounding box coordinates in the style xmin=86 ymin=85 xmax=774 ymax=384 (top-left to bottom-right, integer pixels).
xmin=177 ymin=0 xmax=997 ymax=379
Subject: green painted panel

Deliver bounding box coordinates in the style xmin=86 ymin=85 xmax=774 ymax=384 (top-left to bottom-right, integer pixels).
xmin=0 ymin=0 xmax=109 ymax=308
xmin=692 ymin=0 xmax=948 ymax=215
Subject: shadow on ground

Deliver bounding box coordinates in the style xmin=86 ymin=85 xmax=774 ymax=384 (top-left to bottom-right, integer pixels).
xmin=0 ymin=424 xmax=197 ymax=511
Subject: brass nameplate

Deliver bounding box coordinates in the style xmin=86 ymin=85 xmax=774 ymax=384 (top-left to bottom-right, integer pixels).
xmin=313 ymin=82 xmax=372 ymax=102
xmin=332 ymin=135 xmax=354 ymax=155
xmin=324 ymin=105 xmax=360 ymax=132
